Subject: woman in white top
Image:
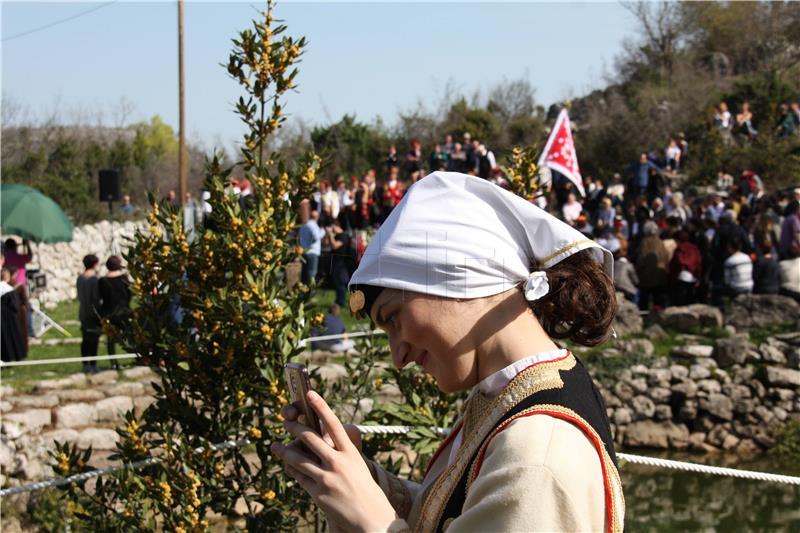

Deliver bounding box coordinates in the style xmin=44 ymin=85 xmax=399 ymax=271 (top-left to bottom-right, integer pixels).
xmin=272 ymin=172 xmax=625 ymax=532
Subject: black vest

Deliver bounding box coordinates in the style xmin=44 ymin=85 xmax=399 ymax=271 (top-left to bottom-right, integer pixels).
xmin=435 ymin=357 xmax=616 ymax=532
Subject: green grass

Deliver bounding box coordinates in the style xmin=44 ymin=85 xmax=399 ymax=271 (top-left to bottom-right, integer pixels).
xmin=748 ymin=323 xmax=796 ymax=346
xmin=1 ymin=289 xmax=372 ymax=390
xmin=1 ymin=299 xmax=120 ymax=390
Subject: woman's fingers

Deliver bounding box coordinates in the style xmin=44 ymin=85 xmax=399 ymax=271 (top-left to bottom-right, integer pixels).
xmin=284 ymin=419 xmax=335 ymax=464
xmin=281 ymin=403 xmax=300 ymax=421
xmin=343 ymin=424 xmax=363 ymax=450
xmin=306 ymin=391 xmax=351 ymax=451
xmin=285 ymin=464 xmax=319 ymax=499
xmin=272 ymin=441 xmax=325 ymax=479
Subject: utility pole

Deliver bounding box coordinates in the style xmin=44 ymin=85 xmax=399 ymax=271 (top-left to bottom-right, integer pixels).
xmin=178 ymin=0 xmax=188 ymax=205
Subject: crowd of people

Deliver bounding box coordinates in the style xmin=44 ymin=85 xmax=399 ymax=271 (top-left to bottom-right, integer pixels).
xmin=555 ymin=161 xmax=800 ymax=312
xmin=296 ymin=127 xmax=800 ymax=323
xmin=713 ymin=98 xmax=800 ymax=145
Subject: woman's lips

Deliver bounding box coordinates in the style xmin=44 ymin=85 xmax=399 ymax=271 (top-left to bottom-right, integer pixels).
xmin=416 ymin=350 xmax=428 ymax=368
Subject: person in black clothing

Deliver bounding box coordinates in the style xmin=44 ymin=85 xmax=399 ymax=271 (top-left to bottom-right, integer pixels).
xmin=325 ymin=219 xmax=356 ymax=308
xmin=77 ymin=254 xmax=101 ymax=373
xmin=710 ymin=210 xmax=751 ymax=306
xmin=385 ymin=145 xmax=399 ymax=174
xmin=429 ymin=143 xmax=447 ymax=172
xmin=99 ymin=256 xmax=132 ymax=370
xmin=753 ymin=240 xmax=781 ymax=294
xmin=1 ymin=266 xmax=26 ymax=362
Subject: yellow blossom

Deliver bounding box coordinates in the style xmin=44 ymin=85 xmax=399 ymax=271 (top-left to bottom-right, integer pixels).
xmin=159 ymin=481 xmax=173 ymax=505
xmin=57 ymin=452 xmax=69 ymax=473
xmin=249 ymin=427 xmax=262 ymax=440
xmin=262 ymin=489 xmax=276 ymax=501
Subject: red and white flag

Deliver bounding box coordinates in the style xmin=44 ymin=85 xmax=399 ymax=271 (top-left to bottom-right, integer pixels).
xmin=537 ymin=109 xmax=585 ymax=196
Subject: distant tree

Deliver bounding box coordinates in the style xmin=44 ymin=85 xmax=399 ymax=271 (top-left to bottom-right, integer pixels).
xmin=310 ymin=114 xmax=388 ymax=180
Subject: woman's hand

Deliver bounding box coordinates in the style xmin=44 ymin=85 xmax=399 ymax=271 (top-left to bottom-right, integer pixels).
xmin=271 ymin=391 xmax=397 ymax=532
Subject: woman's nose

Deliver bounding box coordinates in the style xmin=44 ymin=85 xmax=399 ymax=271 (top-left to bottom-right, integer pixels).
xmin=389 ymin=337 xmax=410 ymax=369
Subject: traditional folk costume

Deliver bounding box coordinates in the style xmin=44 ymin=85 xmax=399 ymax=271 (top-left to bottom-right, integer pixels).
xmin=348 ymin=172 xmax=625 ymax=532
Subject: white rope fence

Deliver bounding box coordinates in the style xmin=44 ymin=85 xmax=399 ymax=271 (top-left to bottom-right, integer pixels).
xmin=0 ymin=331 xmax=387 ymax=369
xmin=2 ymin=425 xmax=798 ymax=498
xmin=615 ymin=452 xmax=800 ymax=485
xmin=0 ymin=353 xmax=138 ymax=368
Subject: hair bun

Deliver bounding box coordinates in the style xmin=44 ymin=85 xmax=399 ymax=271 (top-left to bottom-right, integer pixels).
xmin=527 ymin=249 xmax=615 ymax=346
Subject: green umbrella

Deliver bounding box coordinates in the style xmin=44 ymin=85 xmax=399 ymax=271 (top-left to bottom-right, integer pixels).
xmin=1 ymin=183 xmax=74 ymax=243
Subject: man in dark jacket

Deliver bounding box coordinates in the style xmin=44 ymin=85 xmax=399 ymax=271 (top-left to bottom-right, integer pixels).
xmin=753 ymin=240 xmax=781 ymax=294
xmin=77 ymin=254 xmax=101 ymax=373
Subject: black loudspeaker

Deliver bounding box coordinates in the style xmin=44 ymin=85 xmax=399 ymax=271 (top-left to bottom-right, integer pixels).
xmin=99 ymin=169 xmax=121 ymax=202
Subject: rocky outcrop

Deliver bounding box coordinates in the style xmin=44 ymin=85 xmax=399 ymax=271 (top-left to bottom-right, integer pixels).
xmin=725 ymin=294 xmax=800 ymax=329
xmin=656 ymin=304 xmax=723 ymax=331
xmin=613 ymin=293 xmax=643 ymax=336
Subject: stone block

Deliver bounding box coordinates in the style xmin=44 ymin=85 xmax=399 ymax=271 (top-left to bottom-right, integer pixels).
xmin=54 ymin=403 xmax=96 ymax=428
xmin=2 ymin=421 xmax=24 ymax=440
xmin=102 ymin=382 xmax=145 ymax=397
xmin=699 ymin=393 xmax=733 ymax=420
xmin=41 ymin=429 xmax=79 ymax=445
xmin=713 ymin=334 xmax=752 ymax=368
xmin=657 ymin=304 xmax=723 ymax=330
xmin=34 ymin=374 xmax=87 ymax=392
xmin=77 ymin=428 xmax=119 ymax=450
xmin=631 ymin=395 xmax=655 ymax=419
xmin=94 ymin=396 xmax=134 ymax=422
xmin=623 ymin=421 xmax=689 ymax=449
xmin=12 ymin=395 xmax=59 ymax=409
xmin=764 ymin=367 xmax=800 ymax=388
xmin=3 ymin=409 xmax=52 ymax=432
xmin=133 ymin=396 xmax=156 ymax=415
xmin=55 ymin=389 xmax=106 ymax=402
xmin=671 ymin=345 xmax=714 ymax=360
xmin=122 ymin=366 xmax=156 ymax=380
xmin=89 ymin=370 xmax=119 ymax=386
xmin=613 ymin=407 xmax=632 ymax=426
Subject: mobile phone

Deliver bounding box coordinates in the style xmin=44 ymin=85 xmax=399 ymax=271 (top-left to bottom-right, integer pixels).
xmin=283 ymin=362 xmax=322 ymax=434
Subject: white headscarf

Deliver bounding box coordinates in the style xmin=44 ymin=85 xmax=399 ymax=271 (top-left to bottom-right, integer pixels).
xmin=349 ymin=172 xmax=611 ymax=310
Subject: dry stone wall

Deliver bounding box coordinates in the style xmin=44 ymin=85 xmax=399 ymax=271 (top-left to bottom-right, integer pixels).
xmin=3 ymin=219 xmax=144 ymax=308
xmin=595 ymin=296 xmax=800 ymax=454
xmin=0 ymin=366 xmax=156 ymax=490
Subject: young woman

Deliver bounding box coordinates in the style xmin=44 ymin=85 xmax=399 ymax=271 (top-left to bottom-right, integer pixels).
xmin=272 ymin=172 xmax=625 ymax=532
xmin=98 ymin=255 xmax=132 ymax=368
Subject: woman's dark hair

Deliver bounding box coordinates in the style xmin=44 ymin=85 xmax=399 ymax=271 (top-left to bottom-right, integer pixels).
xmin=106 ymin=255 xmax=123 ymax=271
xmin=527 ymin=249 xmax=616 ymax=347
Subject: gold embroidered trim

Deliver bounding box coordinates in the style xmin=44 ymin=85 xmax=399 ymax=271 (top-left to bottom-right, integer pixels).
xmin=414 ymin=354 xmax=577 ymax=533
xmin=539 ymin=238 xmax=595 ymax=266
xmin=466 ymin=404 xmax=624 ymax=533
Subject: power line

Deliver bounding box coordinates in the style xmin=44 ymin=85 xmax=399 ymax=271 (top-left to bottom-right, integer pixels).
xmin=2 ymin=1 xmax=118 ymax=43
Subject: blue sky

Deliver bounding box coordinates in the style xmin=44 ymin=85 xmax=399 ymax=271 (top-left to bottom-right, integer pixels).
xmin=2 ymin=1 xmax=637 ymax=151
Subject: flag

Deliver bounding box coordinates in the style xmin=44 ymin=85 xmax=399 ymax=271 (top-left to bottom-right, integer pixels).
xmin=537 ymin=109 xmax=585 ymax=196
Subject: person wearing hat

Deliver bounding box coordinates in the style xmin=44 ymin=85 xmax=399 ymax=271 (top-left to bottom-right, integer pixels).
xmin=272 ymin=172 xmax=625 ymax=532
